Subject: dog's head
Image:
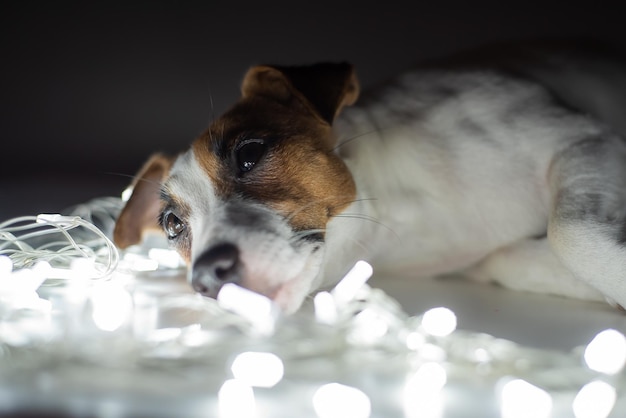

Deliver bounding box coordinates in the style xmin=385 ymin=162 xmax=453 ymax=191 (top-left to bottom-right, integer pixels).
xmin=113 ymin=63 xmax=360 ymax=313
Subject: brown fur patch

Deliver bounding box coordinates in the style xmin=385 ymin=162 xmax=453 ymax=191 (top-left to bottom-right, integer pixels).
xmin=191 ymin=94 xmax=356 ymax=234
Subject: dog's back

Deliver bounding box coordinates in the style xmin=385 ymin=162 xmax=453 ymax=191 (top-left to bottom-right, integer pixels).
xmin=433 ymin=40 xmax=626 ymax=137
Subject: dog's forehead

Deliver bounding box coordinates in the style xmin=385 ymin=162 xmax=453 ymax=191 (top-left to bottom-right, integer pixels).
xmin=166 ymin=148 xmax=217 ymax=211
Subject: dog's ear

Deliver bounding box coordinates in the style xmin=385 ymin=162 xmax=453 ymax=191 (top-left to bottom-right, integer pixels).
xmin=241 ymin=62 xmax=360 ymax=124
xmin=113 ymin=153 xmax=173 ymax=249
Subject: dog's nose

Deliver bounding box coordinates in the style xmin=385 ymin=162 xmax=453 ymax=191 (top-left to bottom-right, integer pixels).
xmin=191 ymin=243 xmax=241 ymax=297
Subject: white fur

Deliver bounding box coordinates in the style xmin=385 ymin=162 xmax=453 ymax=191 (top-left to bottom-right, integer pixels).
xmin=325 ymin=67 xmax=626 ymax=307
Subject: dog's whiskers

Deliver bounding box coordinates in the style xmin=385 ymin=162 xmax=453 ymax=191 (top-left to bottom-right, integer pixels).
xmin=333 ymin=129 xmax=380 ymax=152
xmin=103 ymin=172 xmax=166 ymax=190
xmin=331 ymin=212 xmax=402 ymax=244
xmin=283 ymin=195 xmax=344 ymax=224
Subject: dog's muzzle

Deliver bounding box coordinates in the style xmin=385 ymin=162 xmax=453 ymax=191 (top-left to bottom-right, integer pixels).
xmin=191 ymin=242 xmax=241 ymax=298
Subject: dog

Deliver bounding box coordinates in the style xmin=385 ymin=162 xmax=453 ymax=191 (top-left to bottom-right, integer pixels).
xmin=113 ymin=41 xmax=626 ymax=314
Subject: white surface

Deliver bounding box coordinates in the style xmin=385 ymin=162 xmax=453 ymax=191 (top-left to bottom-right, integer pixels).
xmin=371 ymin=274 xmax=626 ymax=352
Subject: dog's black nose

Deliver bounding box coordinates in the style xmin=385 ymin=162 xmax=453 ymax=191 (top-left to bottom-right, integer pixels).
xmin=191 ymin=243 xmax=241 ymax=297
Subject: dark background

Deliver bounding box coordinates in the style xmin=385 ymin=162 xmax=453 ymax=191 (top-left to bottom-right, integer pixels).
xmin=2 ymin=1 xmax=626 ymax=220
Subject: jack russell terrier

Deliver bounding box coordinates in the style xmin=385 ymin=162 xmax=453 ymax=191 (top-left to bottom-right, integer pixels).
xmin=113 ymin=41 xmax=626 ymax=314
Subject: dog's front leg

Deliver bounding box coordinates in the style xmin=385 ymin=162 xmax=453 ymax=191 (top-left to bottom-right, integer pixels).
xmin=547 ymin=134 xmax=626 ymax=308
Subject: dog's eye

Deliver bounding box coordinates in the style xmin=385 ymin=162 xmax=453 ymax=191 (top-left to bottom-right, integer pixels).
xmin=164 ymin=212 xmax=185 ymax=239
xmin=236 ymin=139 xmax=266 ymax=172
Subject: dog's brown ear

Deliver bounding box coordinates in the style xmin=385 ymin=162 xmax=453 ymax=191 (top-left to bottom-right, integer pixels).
xmin=241 ymin=62 xmax=360 ymax=124
xmin=113 ymin=153 xmax=173 ymax=249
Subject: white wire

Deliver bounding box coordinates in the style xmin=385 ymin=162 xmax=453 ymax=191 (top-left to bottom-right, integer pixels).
xmin=0 ymin=213 xmax=119 ymax=278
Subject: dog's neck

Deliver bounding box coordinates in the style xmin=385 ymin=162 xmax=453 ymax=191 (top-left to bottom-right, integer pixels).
xmin=319 ymin=107 xmax=403 ymax=284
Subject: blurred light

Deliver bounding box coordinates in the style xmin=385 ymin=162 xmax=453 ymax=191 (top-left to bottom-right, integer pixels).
xmin=12 ymin=262 xmax=49 ymax=293
xmin=91 ymin=283 xmax=133 ymax=332
xmin=0 ymin=264 xmax=51 ymax=311
xmin=584 ymin=329 xmax=626 ymax=374
xmin=121 ymin=187 xmax=133 ymax=202
xmin=148 ymin=248 xmax=183 ymax=269
xmin=500 ymin=378 xmax=552 ymax=418
xmin=419 ymin=343 xmax=447 ymax=362
xmin=122 ymin=253 xmax=159 ymax=272
xmin=0 ymin=255 xmax=13 ymax=275
xmin=405 ymin=331 xmax=426 ymax=350
xmin=473 ymin=348 xmax=491 ymax=363
xmin=348 ymin=308 xmax=389 ymax=345
xmin=131 ymin=292 xmax=159 ymax=339
xmin=331 ymin=260 xmax=373 ymax=305
xmin=180 ymin=328 xmax=215 ymax=348
xmin=70 ymin=258 xmax=101 ymax=279
xmin=421 ymin=307 xmax=457 ymax=337
xmin=404 ymin=392 xmax=443 ymax=418
xmin=230 ymin=352 xmax=284 ymax=388
xmin=572 ymin=380 xmax=616 ymax=418
xmin=312 ymin=383 xmax=371 ymax=418
xmin=148 ymin=327 xmax=182 ymax=343
xmin=218 ymin=283 xmax=278 ymax=335
xmin=407 ymin=362 xmax=447 ymax=393
xmin=218 ymin=379 xmax=256 ymax=418
xmin=403 ymin=363 xmax=446 ymax=418
xmin=314 ymin=291 xmax=338 ymax=325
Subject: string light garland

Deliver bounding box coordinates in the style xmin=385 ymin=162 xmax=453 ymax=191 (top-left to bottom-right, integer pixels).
xmin=0 ymin=198 xmax=624 ymax=417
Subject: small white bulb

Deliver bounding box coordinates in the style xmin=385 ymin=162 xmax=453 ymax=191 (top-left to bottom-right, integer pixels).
xmin=421 ymin=307 xmax=457 ymax=337
xmin=584 ymin=329 xmax=626 ymax=374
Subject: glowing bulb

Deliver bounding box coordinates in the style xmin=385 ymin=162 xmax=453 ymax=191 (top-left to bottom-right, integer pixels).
xmin=218 ymin=379 xmax=256 ymax=418
xmin=500 ymin=378 xmax=552 ymax=418
xmin=572 ymin=380 xmax=616 ymax=418
xmin=312 ymin=383 xmax=371 ymax=418
xmin=230 ymin=352 xmax=284 ymax=388
xmin=91 ymin=283 xmax=133 ymax=332
xmin=584 ymin=329 xmax=626 ymax=374
xmin=421 ymin=307 xmax=457 ymax=337
xmin=331 ymin=260 xmax=373 ymax=305
xmin=217 ymin=283 xmax=278 ymax=335
xmin=404 ymin=363 xmax=446 ymax=418
xmin=0 ymin=255 xmax=13 ymax=276
xmin=314 ymin=291 xmax=338 ymax=325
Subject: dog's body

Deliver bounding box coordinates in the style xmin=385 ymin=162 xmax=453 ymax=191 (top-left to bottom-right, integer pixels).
xmin=114 ymin=42 xmax=626 ymax=313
